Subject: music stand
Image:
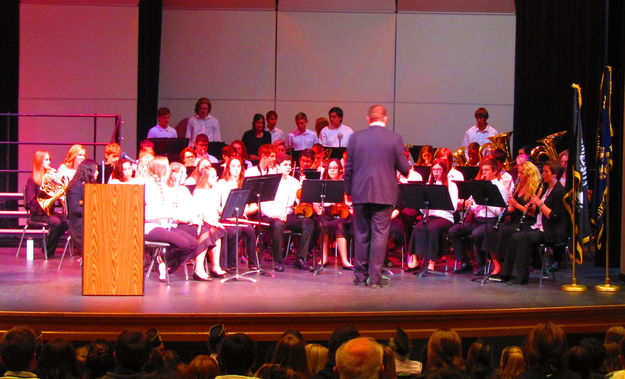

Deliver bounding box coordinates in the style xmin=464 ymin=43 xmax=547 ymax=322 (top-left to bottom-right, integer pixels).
xmin=220 ymin=189 xmax=255 ymax=283
xmin=241 ymin=174 xmax=281 ymax=274
xmin=413 ymin=165 xmax=431 ymax=180
xmin=327 ymin=147 xmax=346 ymax=159
xmin=400 ymin=184 xmax=454 ymax=277
xmin=299 ymin=180 xmax=345 ymax=275
xmin=455 ymin=166 xmax=479 ymax=181
xmin=455 ymin=180 xmax=506 ymax=285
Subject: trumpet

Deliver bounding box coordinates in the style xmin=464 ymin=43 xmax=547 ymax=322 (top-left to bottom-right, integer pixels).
xmin=37 ymin=169 xmax=69 ymax=216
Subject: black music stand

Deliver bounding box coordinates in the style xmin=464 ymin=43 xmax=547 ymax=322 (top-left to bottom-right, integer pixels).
xmin=220 ymin=189 xmax=255 ymax=283
xmin=400 ymin=184 xmax=454 ymax=277
xmin=413 ymin=165 xmax=431 ymax=181
xmin=294 ymin=168 xmax=321 ymax=180
xmin=299 ymin=180 xmax=345 ymax=275
xmin=241 ymin=174 xmax=281 ymax=274
xmin=455 ymin=166 xmax=480 ymax=181
xmin=327 ymin=147 xmax=346 ymax=159
xmin=455 ymin=180 xmax=506 ymax=285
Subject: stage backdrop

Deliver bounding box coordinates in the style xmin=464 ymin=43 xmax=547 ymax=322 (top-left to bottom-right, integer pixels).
xmin=18 ymin=1 xmax=138 ymax=191
xmin=158 ymin=1 xmax=516 ymax=149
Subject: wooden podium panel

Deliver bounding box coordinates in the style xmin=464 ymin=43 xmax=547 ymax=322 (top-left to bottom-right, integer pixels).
xmin=83 ymin=184 xmax=144 ymax=296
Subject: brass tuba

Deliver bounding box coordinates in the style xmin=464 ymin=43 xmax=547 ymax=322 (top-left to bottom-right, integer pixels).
xmin=530 ymin=131 xmax=567 ymax=162
xmin=452 ymin=146 xmax=468 ymax=166
xmin=37 ymin=169 xmax=69 ymax=216
xmin=478 ymin=131 xmax=514 ymax=170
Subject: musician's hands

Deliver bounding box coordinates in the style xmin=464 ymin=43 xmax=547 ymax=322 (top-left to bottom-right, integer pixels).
xmin=529 ymin=195 xmax=541 ymax=206
xmin=464 ymin=199 xmax=474 ymax=208
xmin=313 ymin=204 xmax=323 ymax=216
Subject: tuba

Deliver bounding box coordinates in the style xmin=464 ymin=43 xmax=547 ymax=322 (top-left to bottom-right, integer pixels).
xmin=37 ymin=168 xmax=69 ymax=216
xmin=452 ymin=146 xmax=468 ymax=166
xmin=530 ymin=131 xmax=567 ymax=162
xmin=478 ymin=131 xmax=514 ymax=170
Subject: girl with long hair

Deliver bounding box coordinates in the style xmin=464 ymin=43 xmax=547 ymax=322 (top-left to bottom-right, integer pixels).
xmin=58 ymin=144 xmax=87 ymax=180
xmin=66 ymin=159 xmax=99 ymax=254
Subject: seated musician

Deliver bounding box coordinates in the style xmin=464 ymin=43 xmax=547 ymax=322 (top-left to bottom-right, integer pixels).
xmin=180 ymin=147 xmax=197 ymax=169
xmin=232 ymin=139 xmax=253 ymax=169
xmin=449 ymin=158 xmax=508 ymax=276
xmin=467 ymin=142 xmax=480 ymax=166
xmin=213 ymin=157 xmax=260 ymax=271
xmin=185 ymin=157 xmax=213 ymax=186
xmin=407 ymin=159 xmax=458 ymax=272
xmin=416 ymin=145 xmax=434 ymax=166
xmin=260 ymin=153 xmax=315 ymax=272
xmin=108 ymin=158 xmax=135 ymax=184
xmin=245 ymin=144 xmax=277 ymax=177
xmin=493 ymin=160 xmax=568 ymax=284
xmin=487 ymin=148 xmax=514 ymax=194
xmin=66 ymin=159 xmax=99 ymax=255
xmin=313 ymin=158 xmax=353 ymax=269
xmin=25 ymin=151 xmax=68 ymax=258
xmin=484 ymin=160 xmax=541 ymax=276
xmin=58 ymin=144 xmax=87 ymax=180
xmin=144 ymin=157 xmax=200 ymax=281
xmin=190 ymin=165 xmax=227 ymax=278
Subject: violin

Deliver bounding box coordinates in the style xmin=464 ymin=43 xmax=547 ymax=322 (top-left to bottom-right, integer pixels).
xmin=330 ymin=203 xmax=350 ymax=219
xmin=294 ymin=188 xmax=313 ymax=218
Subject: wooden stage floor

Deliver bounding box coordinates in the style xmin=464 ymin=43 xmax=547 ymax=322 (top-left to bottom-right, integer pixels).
xmin=1 ymin=246 xmax=624 ymax=342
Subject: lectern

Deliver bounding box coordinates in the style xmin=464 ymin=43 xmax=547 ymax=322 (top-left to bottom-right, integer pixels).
xmin=83 ymin=184 xmax=144 ymax=296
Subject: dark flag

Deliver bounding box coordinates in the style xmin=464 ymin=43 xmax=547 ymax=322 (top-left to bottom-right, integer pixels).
xmin=564 ymin=84 xmax=591 ymax=263
xmin=591 ymin=66 xmax=613 ymax=251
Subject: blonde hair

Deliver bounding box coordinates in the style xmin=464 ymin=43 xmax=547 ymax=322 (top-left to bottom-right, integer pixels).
xmin=62 ymin=144 xmax=87 ymax=168
xmin=32 ymin=150 xmax=51 ymax=186
xmin=148 ymin=156 xmax=170 ymax=182
xmin=520 ymin=161 xmax=541 ymax=201
xmin=499 ymin=346 xmax=525 ymax=379
xmin=305 ymin=343 xmax=328 ymax=375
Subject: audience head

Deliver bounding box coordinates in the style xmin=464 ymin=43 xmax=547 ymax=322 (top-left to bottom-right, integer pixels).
xmin=218 ymin=333 xmax=256 ymax=375
xmin=207 ymin=324 xmax=227 ymax=356
xmin=381 ymin=344 xmax=396 ymax=379
xmin=426 ymin=328 xmax=464 ymax=373
xmin=114 ymin=330 xmax=152 ymax=372
xmin=499 ymin=345 xmax=525 ymax=379
xmin=144 ymin=328 xmax=165 ymax=355
xmin=335 ymin=337 xmax=383 ymax=379
xmin=34 ymin=338 xmax=82 ymax=379
xmin=578 ymin=337 xmax=605 ymax=372
xmin=86 ymin=339 xmax=115 ymax=379
xmin=604 ymin=326 xmax=625 ymax=345
xmin=602 ymin=343 xmax=620 ymax=373
xmin=327 ymin=325 xmax=361 ymax=364
xmin=272 ymin=333 xmax=308 ymax=375
xmin=523 ymin=321 xmax=568 ymax=374
xmin=63 ymin=144 xmax=87 ymax=170
xmin=389 ymin=327 xmax=411 ymax=358
xmin=0 ymin=326 xmax=38 ymax=372
xmin=566 ymin=346 xmax=591 ymax=379
xmin=255 ymin=363 xmax=303 ymax=379
xmin=186 ymin=354 xmax=220 ymax=379
xmin=104 ymin=142 xmax=122 ymax=166
xmin=305 ymin=343 xmax=328 ymax=376
xmin=195 ymin=97 xmax=212 ymax=117
xmin=466 ymin=340 xmax=493 ymax=379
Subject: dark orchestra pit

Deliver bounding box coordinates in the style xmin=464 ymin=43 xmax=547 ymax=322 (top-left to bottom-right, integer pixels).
xmin=0 ymin=246 xmax=623 ymax=342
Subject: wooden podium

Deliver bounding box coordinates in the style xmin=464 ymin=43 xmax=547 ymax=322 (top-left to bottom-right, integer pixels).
xmin=83 ymin=184 xmax=144 ymax=296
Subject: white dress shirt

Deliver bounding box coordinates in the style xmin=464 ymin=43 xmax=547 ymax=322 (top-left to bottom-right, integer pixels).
xmin=319 ymin=124 xmax=354 ymax=147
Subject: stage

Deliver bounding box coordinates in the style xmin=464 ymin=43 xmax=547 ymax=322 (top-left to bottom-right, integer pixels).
xmin=1 ymin=246 xmax=624 ymax=343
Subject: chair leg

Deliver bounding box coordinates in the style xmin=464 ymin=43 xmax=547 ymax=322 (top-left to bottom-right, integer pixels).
xmin=145 ymin=247 xmax=159 ymax=280
xmin=539 ymin=245 xmax=548 ymax=286
xmin=42 ymin=228 xmax=48 ymax=260
xmin=162 ymin=249 xmax=171 ymax=285
xmin=17 ymin=225 xmax=28 ymax=257
xmin=58 ymin=236 xmax=72 ymax=270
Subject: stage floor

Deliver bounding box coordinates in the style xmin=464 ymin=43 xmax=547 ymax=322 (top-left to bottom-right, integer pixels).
xmin=1 ymin=246 xmax=624 ymax=341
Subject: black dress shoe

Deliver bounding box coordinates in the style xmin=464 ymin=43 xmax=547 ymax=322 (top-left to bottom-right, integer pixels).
xmin=353 ymin=277 xmax=366 ymax=286
xmin=342 ymin=265 xmax=354 ymax=271
xmin=248 ymin=264 xmax=259 ymax=270
xmin=453 ymin=262 xmax=472 ymax=274
xmin=294 ymin=258 xmax=312 ymax=271
xmin=193 ymin=273 xmax=212 ymax=281
xmin=274 ymin=264 xmax=285 ymax=272
xmin=368 ymin=278 xmax=391 ymax=288
xmin=210 ymin=270 xmax=227 ymax=278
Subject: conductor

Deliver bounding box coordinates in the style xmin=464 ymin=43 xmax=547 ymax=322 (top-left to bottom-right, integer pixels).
xmin=345 ymin=105 xmax=411 ymax=288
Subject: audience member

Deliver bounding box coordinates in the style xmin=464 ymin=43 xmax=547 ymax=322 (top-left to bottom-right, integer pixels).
xmin=255 ymin=363 xmax=303 ymax=379
xmin=578 ymin=337 xmax=606 ymax=379
xmin=181 ymin=355 xmax=219 ymax=379
xmin=305 ymin=344 xmax=328 ymax=376
xmin=86 ymin=339 xmax=115 ymax=379
xmin=311 ymin=325 xmax=360 ymax=379
xmin=519 ymin=322 xmax=581 ymax=379
xmin=605 ymin=326 xmax=625 ymax=345
xmin=381 ymin=345 xmax=397 ymax=379
xmin=567 ymin=346 xmax=592 ymax=379
xmin=34 ymin=338 xmax=82 ymax=379
xmin=466 ymin=340 xmax=494 ymax=379
xmin=494 ymin=345 xmax=525 ymax=379
xmin=425 ymin=329 xmax=466 ymax=376
xmin=207 ymin=324 xmax=227 ymax=361
xmin=271 ymin=334 xmax=307 ymax=377
xmin=100 ymin=330 xmax=152 ymax=379
xmin=335 ymin=337 xmax=384 ymax=379
xmin=389 ymin=327 xmax=422 ymax=376
xmin=217 ymin=333 xmax=256 ymax=378
xmin=0 ymin=326 xmax=39 ymax=378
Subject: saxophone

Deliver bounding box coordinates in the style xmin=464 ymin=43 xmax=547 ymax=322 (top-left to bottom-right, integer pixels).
xmin=37 ymin=169 xmax=69 ymax=216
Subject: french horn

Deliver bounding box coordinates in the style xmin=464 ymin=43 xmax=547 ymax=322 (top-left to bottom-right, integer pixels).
xmin=37 ymin=168 xmax=69 ymax=216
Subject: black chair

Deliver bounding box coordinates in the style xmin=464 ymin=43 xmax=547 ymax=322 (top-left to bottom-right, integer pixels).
xmin=16 ymin=190 xmax=49 ymax=260
xmin=538 ymin=238 xmax=570 ymax=286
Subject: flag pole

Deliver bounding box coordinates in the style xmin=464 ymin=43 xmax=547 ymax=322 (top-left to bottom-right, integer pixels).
xmin=595 ymin=172 xmax=620 ymax=291
xmin=562 ymin=162 xmax=587 ymax=292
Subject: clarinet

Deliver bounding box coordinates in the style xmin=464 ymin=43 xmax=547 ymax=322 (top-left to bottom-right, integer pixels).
xmin=494 ymin=178 xmax=520 ymax=230
xmin=515 ymin=183 xmax=544 ymax=232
